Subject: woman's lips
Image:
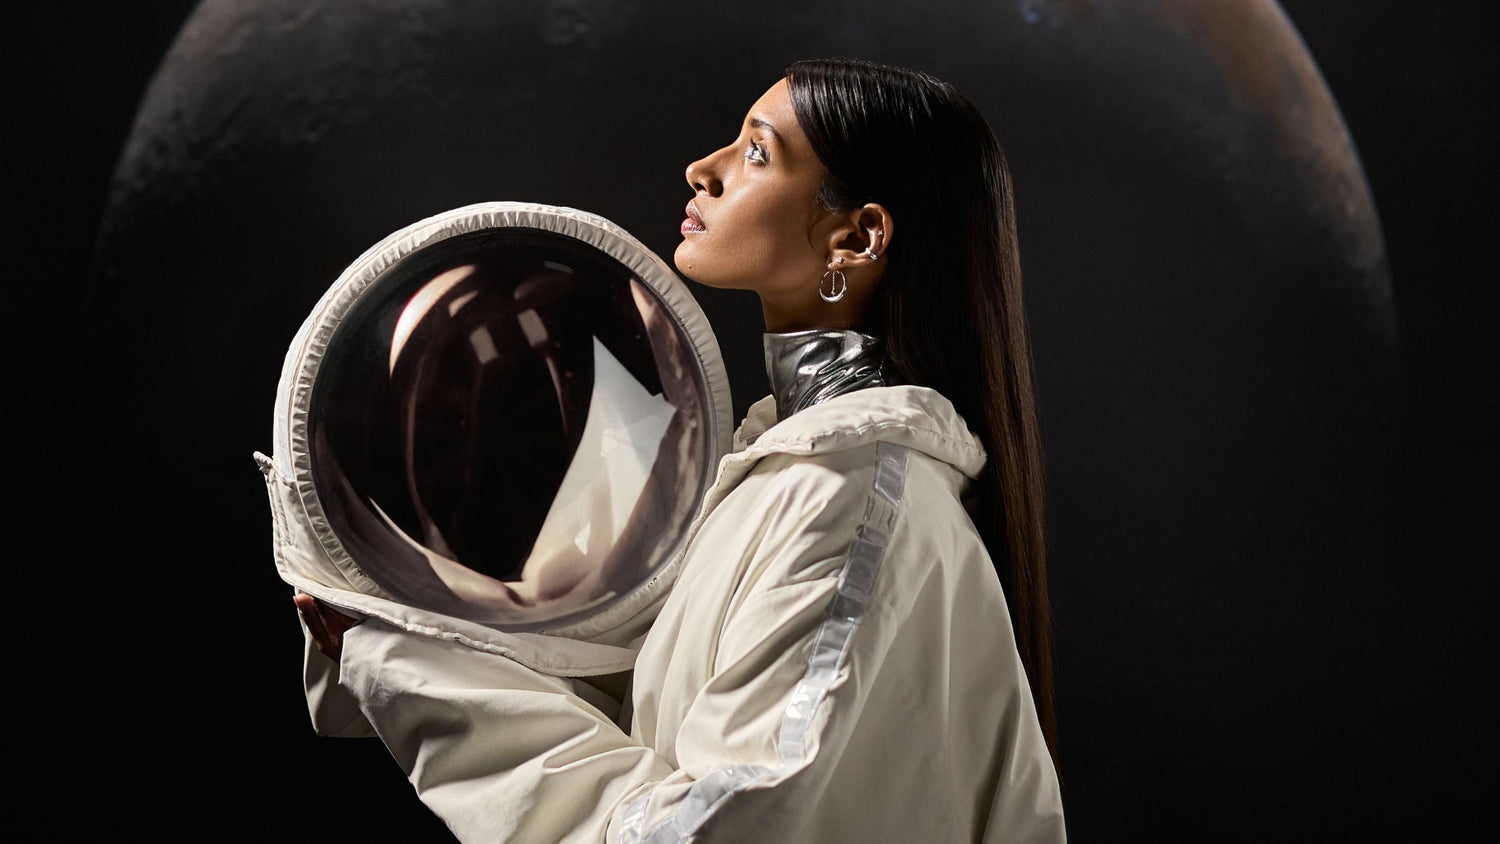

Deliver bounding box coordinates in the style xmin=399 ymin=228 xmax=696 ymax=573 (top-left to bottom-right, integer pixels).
xmin=682 ymin=201 xmax=706 ymax=234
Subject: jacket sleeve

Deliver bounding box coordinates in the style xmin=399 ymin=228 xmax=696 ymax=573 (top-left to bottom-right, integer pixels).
xmin=612 ymin=443 xmax=916 ymax=843
xmin=337 ymin=619 xmax=675 ymax=843
xmin=334 ymin=442 xmax=977 ymax=842
xmin=614 ymin=538 xmax=889 ymax=843
xmin=334 ymin=517 xmax=875 ymax=844
xmin=300 ymin=613 xmax=376 ymax=738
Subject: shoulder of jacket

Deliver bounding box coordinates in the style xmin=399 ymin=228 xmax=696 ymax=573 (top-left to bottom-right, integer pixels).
xmin=731 ymin=386 xmax=987 ymax=480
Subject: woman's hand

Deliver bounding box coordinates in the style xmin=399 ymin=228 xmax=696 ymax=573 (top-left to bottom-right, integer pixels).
xmin=294 ymin=592 xmax=362 ymax=661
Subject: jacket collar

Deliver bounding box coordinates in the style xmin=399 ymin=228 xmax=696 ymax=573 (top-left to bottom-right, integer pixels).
xmin=731 ymin=385 xmax=988 ymax=479
xmin=763 ymin=329 xmax=897 ymax=424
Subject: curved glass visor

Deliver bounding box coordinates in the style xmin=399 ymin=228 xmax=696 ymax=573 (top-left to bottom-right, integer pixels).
xmin=308 ymin=229 xmax=709 ymax=629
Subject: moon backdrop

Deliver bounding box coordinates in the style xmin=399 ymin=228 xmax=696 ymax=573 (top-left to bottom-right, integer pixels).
xmin=70 ymin=1 xmax=1454 ymax=838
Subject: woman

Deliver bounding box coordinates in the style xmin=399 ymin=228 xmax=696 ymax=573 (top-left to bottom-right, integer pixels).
xmin=297 ymin=58 xmax=1064 ymax=842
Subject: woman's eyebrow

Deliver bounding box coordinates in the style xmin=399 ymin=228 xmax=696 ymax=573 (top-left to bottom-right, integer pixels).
xmin=749 ymin=117 xmax=782 ymax=143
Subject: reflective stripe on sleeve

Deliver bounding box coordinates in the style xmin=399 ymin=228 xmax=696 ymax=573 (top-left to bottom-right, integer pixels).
xmin=623 ymin=442 xmax=910 ymax=843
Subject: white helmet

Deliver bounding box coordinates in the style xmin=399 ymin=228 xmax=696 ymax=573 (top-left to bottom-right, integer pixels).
xmin=256 ymin=202 xmax=731 ymax=670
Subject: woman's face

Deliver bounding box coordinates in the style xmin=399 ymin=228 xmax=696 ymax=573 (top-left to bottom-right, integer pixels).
xmin=675 ymin=79 xmax=845 ymax=329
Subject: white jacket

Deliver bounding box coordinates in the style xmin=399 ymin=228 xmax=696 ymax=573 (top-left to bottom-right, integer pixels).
xmin=293 ymin=384 xmax=1065 ymax=843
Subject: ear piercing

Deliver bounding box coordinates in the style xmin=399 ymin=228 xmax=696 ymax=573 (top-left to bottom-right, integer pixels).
xmin=819 ymin=258 xmax=848 ymax=302
xmin=821 ymin=227 xmax=884 ymax=302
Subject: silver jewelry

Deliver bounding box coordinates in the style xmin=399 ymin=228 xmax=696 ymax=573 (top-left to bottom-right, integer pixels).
xmin=819 ymin=263 xmax=848 ymax=302
xmin=863 ymin=247 xmax=879 ymax=260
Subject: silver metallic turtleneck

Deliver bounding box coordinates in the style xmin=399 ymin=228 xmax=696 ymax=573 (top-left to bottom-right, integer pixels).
xmin=763 ymin=328 xmax=899 ymax=423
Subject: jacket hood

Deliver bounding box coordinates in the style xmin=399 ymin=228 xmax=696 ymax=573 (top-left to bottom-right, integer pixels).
xmin=732 ymin=385 xmax=988 ymax=479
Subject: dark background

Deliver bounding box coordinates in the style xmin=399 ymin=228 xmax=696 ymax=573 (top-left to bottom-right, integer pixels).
xmin=10 ymin=1 xmax=1489 ymax=838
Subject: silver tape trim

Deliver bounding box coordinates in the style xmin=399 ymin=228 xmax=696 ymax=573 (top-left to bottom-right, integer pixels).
xmin=623 ymin=442 xmax=909 ymax=842
xmin=618 ymin=792 xmax=649 ymax=844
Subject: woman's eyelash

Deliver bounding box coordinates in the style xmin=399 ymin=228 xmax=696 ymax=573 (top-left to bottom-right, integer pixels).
xmin=745 ymin=141 xmax=768 ymax=163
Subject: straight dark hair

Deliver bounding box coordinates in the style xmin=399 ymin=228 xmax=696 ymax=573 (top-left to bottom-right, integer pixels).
xmin=786 ymin=58 xmax=1057 ymax=764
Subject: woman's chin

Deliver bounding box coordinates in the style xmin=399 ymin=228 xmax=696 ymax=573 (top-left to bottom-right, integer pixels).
xmin=671 ymin=248 xmax=757 ymax=292
xmin=671 ymin=242 xmax=695 ymax=275
xmin=672 ymin=249 xmax=716 ymax=287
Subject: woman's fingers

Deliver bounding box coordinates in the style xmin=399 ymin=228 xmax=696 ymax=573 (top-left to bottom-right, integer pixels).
xmin=293 ymin=592 xmax=334 ymax=657
xmin=294 ymin=592 xmax=361 ymax=660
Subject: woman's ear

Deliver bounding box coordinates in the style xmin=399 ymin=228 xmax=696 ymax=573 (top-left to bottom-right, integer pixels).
xmin=825 ymin=203 xmax=893 ymax=268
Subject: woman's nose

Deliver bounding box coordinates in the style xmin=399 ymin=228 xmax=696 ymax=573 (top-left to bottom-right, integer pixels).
xmin=685 ymin=153 xmax=722 ymax=197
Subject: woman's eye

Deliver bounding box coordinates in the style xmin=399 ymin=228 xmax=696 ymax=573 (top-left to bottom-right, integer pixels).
xmin=744 ymin=142 xmax=767 ymax=164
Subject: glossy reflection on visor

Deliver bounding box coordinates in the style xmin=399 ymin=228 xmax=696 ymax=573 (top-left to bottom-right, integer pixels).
xmin=308 ymin=229 xmax=708 ymax=629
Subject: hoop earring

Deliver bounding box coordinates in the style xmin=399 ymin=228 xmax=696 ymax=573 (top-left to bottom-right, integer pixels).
xmin=819 ymin=264 xmax=847 ymax=303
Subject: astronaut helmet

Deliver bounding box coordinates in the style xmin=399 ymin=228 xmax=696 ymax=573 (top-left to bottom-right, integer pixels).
xmin=261 ymin=202 xmax=731 ymax=636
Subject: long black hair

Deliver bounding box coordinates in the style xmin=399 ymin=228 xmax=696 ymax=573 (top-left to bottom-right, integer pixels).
xmin=786 ymin=58 xmax=1057 ymax=763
